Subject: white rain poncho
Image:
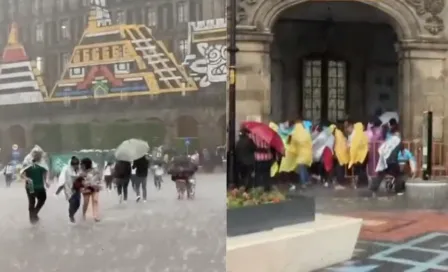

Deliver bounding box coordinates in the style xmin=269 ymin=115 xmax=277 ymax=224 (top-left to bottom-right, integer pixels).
xmin=20 ymin=145 xmax=49 ymax=174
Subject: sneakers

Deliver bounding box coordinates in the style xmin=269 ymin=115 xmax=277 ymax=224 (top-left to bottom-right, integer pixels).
xmin=136 ymin=196 xmax=141 ymax=203
xmin=69 ymin=216 xmax=75 ymax=223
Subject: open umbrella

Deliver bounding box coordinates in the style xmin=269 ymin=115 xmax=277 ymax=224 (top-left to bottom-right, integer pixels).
xmin=379 ymin=111 xmax=399 ymax=126
xmin=115 ymin=139 xmax=149 ymax=162
xmin=241 ymin=121 xmax=284 ymax=154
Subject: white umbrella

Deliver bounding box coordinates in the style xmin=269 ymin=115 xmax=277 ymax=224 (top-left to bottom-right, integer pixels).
xmin=379 ymin=111 xmax=399 ymax=125
xmin=115 ymin=139 xmax=149 ymax=162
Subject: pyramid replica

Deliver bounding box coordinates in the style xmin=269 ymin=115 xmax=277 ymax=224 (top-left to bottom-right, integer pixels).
xmin=49 ymin=0 xmax=197 ymax=101
xmin=0 ymin=22 xmax=47 ymax=105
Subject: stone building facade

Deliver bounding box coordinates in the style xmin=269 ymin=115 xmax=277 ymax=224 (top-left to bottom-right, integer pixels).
xmin=234 ymin=0 xmax=448 ymax=143
xmin=0 ymin=0 xmax=226 ymax=156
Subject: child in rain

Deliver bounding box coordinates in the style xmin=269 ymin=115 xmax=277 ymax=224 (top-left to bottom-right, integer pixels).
xmin=152 ymin=161 xmax=164 ymax=190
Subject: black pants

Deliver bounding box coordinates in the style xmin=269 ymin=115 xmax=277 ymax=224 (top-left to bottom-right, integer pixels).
xmin=254 ymin=160 xmax=272 ymax=190
xmin=237 ymin=163 xmax=253 ymax=188
xmin=353 ymin=154 xmax=369 ymax=187
xmin=104 ymin=176 xmax=113 ymax=190
xmin=26 ymin=189 xmax=47 ymax=220
xmin=135 ymin=176 xmax=148 ymax=199
xmin=332 ymin=159 xmax=346 ymax=185
xmin=68 ymin=192 xmax=81 ymax=218
xmin=131 ymin=175 xmax=137 ymax=190
xmin=370 ymin=163 xmax=405 ymax=193
xmin=116 ymin=178 xmax=130 ymax=201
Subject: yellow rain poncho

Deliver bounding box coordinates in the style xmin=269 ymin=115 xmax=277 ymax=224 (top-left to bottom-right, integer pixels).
xmin=272 ymin=122 xmax=312 ymax=175
xmin=348 ymin=122 xmax=368 ymax=168
xmin=329 ymin=125 xmax=349 ymax=165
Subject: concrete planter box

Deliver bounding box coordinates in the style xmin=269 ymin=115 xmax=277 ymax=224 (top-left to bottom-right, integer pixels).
xmin=227 ymin=194 xmax=315 ymax=237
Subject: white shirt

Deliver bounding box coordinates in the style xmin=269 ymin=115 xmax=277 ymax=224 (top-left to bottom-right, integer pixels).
xmin=131 ymin=168 xmax=136 ymax=175
xmin=103 ymin=166 xmax=111 ymax=176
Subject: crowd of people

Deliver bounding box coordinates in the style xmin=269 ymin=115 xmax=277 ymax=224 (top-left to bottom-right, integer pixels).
xmin=18 ymin=145 xmax=199 ymax=225
xmin=235 ymin=113 xmax=416 ymax=197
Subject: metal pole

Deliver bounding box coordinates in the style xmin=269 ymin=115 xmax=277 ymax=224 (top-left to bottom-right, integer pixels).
xmin=422 ymin=111 xmax=433 ymax=180
xmin=226 ymin=0 xmax=238 ymax=188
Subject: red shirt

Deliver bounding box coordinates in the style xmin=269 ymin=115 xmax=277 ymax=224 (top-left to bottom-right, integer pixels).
xmin=248 ymin=133 xmax=273 ymax=161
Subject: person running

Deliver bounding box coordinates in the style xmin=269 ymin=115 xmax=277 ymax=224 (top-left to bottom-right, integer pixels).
xmin=3 ymin=162 xmax=14 ymax=187
xmin=114 ymin=160 xmax=132 ymax=203
xmin=80 ymin=158 xmax=101 ymax=222
xmin=103 ymin=161 xmax=113 ymax=192
xmin=20 ymin=151 xmax=49 ymax=224
xmin=55 ymin=156 xmax=81 ymax=223
xmin=133 ymin=155 xmax=149 ymax=202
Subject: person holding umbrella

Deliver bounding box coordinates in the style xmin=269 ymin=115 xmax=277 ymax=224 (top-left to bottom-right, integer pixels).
xmin=114 ymin=139 xmax=150 ymax=203
xmin=241 ymin=121 xmax=284 ymax=190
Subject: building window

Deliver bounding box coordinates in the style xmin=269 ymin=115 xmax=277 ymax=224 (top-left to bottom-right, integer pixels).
xmin=190 ymin=1 xmax=203 ymax=21
xmin=35 ymin=23 xmax=44 ymax=42
xmin=147 ymin=8 xmax=157 ymax=27
xmin=60 ymin=19 xmax=70 ymax=39
xmin=116 ymin=10 xmax=126 ymax=24
xmin=58 ymin=0 xmax=67 ymax=11
xmin=158 ymin=5 xmax=172 ymax=29
xmin=179 ymin=39 xmax=188 ymax=59
xmin=33 ymin=0 xmax=42 ymax=14
xmin=177 ymin=2 xmax=188 ymax=23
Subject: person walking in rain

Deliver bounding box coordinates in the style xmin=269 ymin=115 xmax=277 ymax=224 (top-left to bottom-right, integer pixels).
xmin=80 ymin=158 xmax=101 ymax=222
xmin=133 ymin=155 xmax=149 ymax=202
xmin=20 ymin=150 xmax=49 ymax=224
xmin=114 ymin=160 xmax=132 ymax=203
xmin=4 ymin=162 xmax=14 ymax=187
xmin=55 ymin=156 xmax=81 ymax=223
xmin=103 ymin=161 xmax=113 ymax=192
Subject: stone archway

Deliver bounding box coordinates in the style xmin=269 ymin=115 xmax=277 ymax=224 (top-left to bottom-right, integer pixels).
xmin=234 ymin=0 xmax=448 ymax=141
xmin=249 ymin=0 xmax=422 ymax=40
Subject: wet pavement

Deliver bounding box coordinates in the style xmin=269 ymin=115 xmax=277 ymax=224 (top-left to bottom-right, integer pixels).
xmin=0 ymin=173 xmax=226 ymax=272
xmin=310 ymin=186 xmax=448 ymax=271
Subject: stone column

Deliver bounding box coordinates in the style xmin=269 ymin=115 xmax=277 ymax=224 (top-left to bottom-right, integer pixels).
xmin=233 ymin=27 xmax=273 ymax=128
xmin=398 ymin=41 xmax=448 ymax=142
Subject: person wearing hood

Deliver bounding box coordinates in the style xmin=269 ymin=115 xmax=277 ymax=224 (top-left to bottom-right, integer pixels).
xmin=20 ymin=150 xmax=49 ymax=224
xmin=329 ymin=123 xmax=349 ymax=189
xmin=346 ymin=120 xmax=369 ymax=187
xmin=55 ymin=156 xmax=81 ymax=223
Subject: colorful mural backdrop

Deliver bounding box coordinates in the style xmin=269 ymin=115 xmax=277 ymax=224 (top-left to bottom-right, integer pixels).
xmin=182 ymin=19 xmax=227 ymax=88
xmin=0 ymin=0 xmax=226 ymax=105
xmin=0 ymin=23 xmax=48 ymax=105
xmin=50 ymin=1 xmax=198 ymax=101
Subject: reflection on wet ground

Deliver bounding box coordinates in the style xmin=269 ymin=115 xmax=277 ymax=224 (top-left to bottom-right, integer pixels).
xmin=0 ymin=174 xmax=226 ymax=272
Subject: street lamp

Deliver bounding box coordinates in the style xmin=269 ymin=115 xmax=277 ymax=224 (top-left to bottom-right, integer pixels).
xmin=226 ymin=0 xmax=238 ymax=188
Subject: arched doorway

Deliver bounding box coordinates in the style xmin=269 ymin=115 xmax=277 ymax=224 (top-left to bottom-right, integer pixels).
xmin=176 ymin=115 xmax=199 ymax=154
xmin=8 ymin=125 xmax=26 ymax=149
xmin=270 ymin=1 xmax=404 ymax=123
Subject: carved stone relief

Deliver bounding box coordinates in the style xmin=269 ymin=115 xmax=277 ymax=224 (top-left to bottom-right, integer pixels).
xmin=405 ymin=0 xmax=445 ymax=35
xmin=235 ymin=0 xmax=259 ymax=24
